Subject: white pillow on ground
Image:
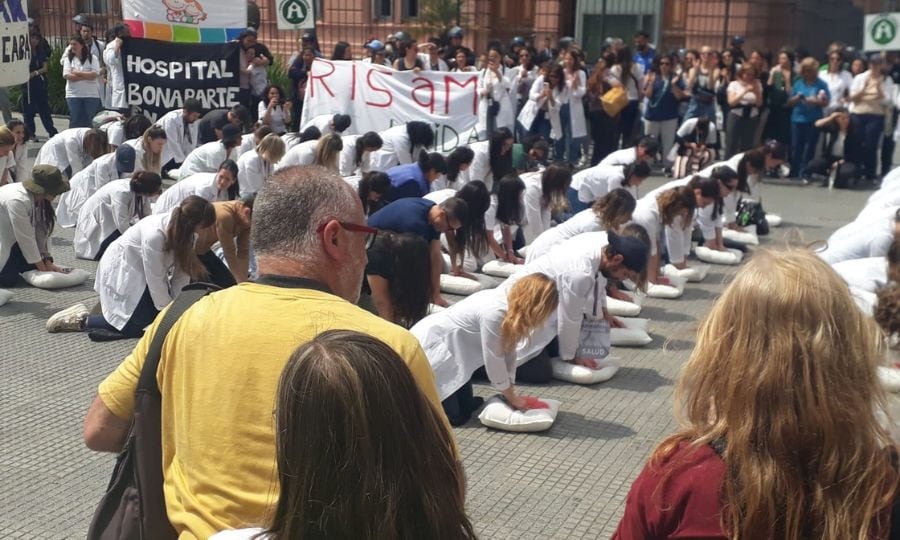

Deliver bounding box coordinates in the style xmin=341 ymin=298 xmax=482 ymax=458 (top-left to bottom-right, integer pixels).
xmin=440 ymin=274 xmax=483 ymax=295
xmin=767 ymin=213 xmax=783 ymax=227
xmin=551 ymin=358 xmax=619 ymax=384
xmin=481 ymin=260 xmax=523 ymax=278
xmin=723 ymin=224 xmax=759 ymax=245
xmin=611 ymin=318 xmax=653 ymax=347
xmin=166 ymin=168 xmax=181 ymax=180
xmin=878 ymin=366 xmax=900 ymax=393
xmin=606 ymin=296 xmax=641 ymax=317
xmin=427 ymin=303 xmax=446 ymax=314
xmin=647 ymin=275 xmax=686 ymax=299
xmin=478 ymin=396 xmax=561 ymax=432
xmin=662 ymin=263 xmax=710 ymax=283
xmin=21 ymin=268 xmax=90 ymax=289
xmin=695 ymin=246 xmax=743 ymax=265
xmin=0 ymin=289 xmax=11 ymax=306
xmin=519 ymin=245 xmax=530 ymax=257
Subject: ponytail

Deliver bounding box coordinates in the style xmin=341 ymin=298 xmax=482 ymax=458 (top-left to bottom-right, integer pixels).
xmin=355 ymin=131 xmax=383 ymax=167
xmin=130 ymin=171 xmax=162 ymax=220
xmin=165 ymin=195 xmax=216 ymax=280
xmin=446 ymin=146 xmax=475 ymax=184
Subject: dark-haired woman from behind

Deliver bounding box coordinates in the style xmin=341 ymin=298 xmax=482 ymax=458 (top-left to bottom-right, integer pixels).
xmin=339 ymin=131 xmax=383 ymax=177
xmin=349 ymin=171 xmax=391 ymax=216
xmin=363 ymin=231 xmax=433 ymax=329
xmin=427 ymin=180 xmax=492 ymax=278
xmin=384 ymin=151 xmax=447 ymax=202
xmin=466 ymin=128 xmax=515 ymax=192
xmin=434 ymin=146 xmax=475 ymax=190
xmin=370 ymin=120 xmax=435 ymax=171
xmin=209 ymin=330 xmax=475 ymax=540
xmin=47 ymin=196 xmax=216 ymax=337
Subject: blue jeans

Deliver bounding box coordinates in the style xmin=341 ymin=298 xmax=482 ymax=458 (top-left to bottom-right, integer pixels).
xmin=86 ymin=286 xmax=158 ymax=338
xmin=66 ymin=97 xmax=102 ymax=128
xmin=790 ymin=122 xmax=819 ymax=178
xmin=567 ymin=187 xmax=591 ymax=215
xmin=850 ymin=113 xmax=886 ymax=179
xmin=528 ymin=111 xmax=552 ymax=144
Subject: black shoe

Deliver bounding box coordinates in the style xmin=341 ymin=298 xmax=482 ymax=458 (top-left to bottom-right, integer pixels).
xmin=469 ymin=396 xmax=485 ymax=412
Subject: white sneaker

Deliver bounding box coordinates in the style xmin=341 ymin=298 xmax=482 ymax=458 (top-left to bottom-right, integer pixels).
xmin=46 ymin=303 xmax=89 ymax=333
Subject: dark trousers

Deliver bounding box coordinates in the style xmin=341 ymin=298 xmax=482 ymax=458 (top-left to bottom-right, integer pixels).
xmin=588 ymin=109 xmax=618 ymax=166
xmin=442 ymin=381 xmax=479 ymax=426
xmin=21 ymin=82 xmax=57 ymax=139
xmin=86 ymin=287 xmax=158 ymax=338
xmin=0 ymin=243 xmax=37 ymax=286
xmin=553 ymin=104 xmax=572 ymax=162
xmin=199 ymin=250 xmax=237 ymax=289
xmin=93 ymin=231 xmax=121 ymax=262
xmin=851 ymin=113 xmax=886 ymax=179
xmin=790 ymin=121 xmax=820 ymax=178
xmin=528 ymin=111 xmax=552 ymax=144
xmin=617 ymin=100 xmax=640 ymax=149
xmin=725 ymin=113 xmax=759 ymax=158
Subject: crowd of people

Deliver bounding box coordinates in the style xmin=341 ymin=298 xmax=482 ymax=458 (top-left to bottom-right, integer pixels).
xmin=4 ymin=16 xmax=900 ymax=540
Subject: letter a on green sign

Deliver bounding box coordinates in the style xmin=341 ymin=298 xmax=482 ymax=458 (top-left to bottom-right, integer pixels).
xmin=281 ymin=0 xmax=309 ymax=25
xmin=873 ymin=17 xmax=897 ymax=45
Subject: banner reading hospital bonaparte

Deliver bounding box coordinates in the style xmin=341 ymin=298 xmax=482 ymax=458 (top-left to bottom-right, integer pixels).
xmin=299 ymin=60 xmax=481 ymax=152
xmin=0 ymin=0 xmax=30 ymax=85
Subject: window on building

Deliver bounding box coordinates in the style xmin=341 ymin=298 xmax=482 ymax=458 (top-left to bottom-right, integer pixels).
xmin=81 ymin=0 xmax=109 ymax=14
xmin=375 ymin=0 xmax=392 ymax=19
xmin=405 ymin=0 xmax=419 ymax=19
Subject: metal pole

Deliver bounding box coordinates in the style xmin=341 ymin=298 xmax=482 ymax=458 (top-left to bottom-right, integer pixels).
xmin=457 ymin=0 xmax=462 ymax=26
xmin=600 ymin=0 xmax=607 ymax=44
xmin=723 ymin=0 xmax=732 ymax=50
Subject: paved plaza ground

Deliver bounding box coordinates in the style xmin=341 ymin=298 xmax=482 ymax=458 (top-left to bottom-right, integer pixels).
xmin=0 ymin=119 xmax=879 ymax=538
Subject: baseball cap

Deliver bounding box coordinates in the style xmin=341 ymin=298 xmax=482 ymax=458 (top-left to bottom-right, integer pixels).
xmin=607 ymin=230 xmax=649 ymax=273
xmin=221 ymin=124 xmax=242 ymax=145
xmin=115 ymin=144 xmax=136 ymax=175
xmin=365 ymin=39 xmax=384 ymax=52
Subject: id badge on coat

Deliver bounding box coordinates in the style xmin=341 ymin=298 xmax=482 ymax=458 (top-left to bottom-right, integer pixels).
xmin=576 ymin=317 xmax=611 ymax=361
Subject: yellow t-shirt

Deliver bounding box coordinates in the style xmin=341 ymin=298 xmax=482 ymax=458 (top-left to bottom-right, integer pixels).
xmin=98 ymin=282 xmax=453 ymax=540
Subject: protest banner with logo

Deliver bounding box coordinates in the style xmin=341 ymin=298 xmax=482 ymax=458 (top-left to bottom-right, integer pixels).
xmin=865 ymin=13 xmax=900 ymax=51
xmin=0 ymin=0 xmax=30 ymax=85
xmin=122 ymin=39 xmax=241 ymax=120
xmin=123 ymin=0 xmax=246 ymax=43
xmin=299 ymin=60 xmax=482 ymax=152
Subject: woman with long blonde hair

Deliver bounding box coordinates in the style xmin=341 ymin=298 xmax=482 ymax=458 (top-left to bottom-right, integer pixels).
xmin=313 ymin=133 xmax=343 ymax=172
xmin=129 ymin=126 xmax=167 ymax=174
xmin=614 ymin=248 xmax=900 ymax=539
xmin=411 ymin=273 xmax=559 ymax=425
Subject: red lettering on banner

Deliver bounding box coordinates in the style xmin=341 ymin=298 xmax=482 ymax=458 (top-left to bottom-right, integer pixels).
xmin=351 ymin=62 xmax=357 ymax=100
xmin=366 ymin=69 xmax=393 ymax=108
xmin=411 ymin=77 xmax=436 ymax=114
xmin=444 ymin=75 xmax=478 ymax=115
xmin=308 ymin=59 xmax=336 ymax=98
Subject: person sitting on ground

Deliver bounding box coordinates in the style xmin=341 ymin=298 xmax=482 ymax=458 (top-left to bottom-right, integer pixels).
xmin=197 ymin=105 xmax=249 ymax=145
xmin=194 ymin=196 xmax=255 ymax=288
xmin=385 ymin=151 xmax=447 ymax=202
xmin=613 ymin=249 xmax=900 ymax=540
xmin=48 ymin=195 xmax=216 ymax=338
xmin=368 ymin=196 xmax=469 ymax=308
xmin=209 ymin=330 xmax=475 ymax=540
xmin=73 ymin=171 xmax=162 ymax=261
xmin=237 ymin=133 xmax=285 ymax=196
xmin=362 ymin=230 xmax=432 ymax=328
xmin=34 ymin=127 xmax=108 ymax=178
xmin=80 ymin=166 xmax=455 ymax=538
xmin=599 ymin=136 xmax=659 ymax=168
xmin=370 ymin=121 xmax=435 ymax=171
xmin=807 ymin=107 xmax=861 ymax=188
xmin=0 ymin=166 xmax=71 ymax=287
xmin=412 ymin=273 xmax=559 ymax=426
xmin=257 ymin=84 xmax=292 ymax=135
xmin=156 ymin=160 xmax=238 ymax=215
xmin=55 ymin=144 xmax=135 ymax=228
xmin=671 ymin=116 xmax=718 ymax=178
xmin=179 ymin=125 xmax=242 ymax=180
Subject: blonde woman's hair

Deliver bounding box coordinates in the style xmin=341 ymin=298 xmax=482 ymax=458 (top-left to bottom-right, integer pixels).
xmin=652 ymin=248 xmax=898 ymax=539
xmin=0 ymin=126 xmax=14 ymax=147
xmin=140 ymin=126 xmax=166 ymax=174
xmin=501 ymin=273 xmax=559 ymax=352
xmin=257 ymin=133 xmax=286 ymax=164
xmin=314 ymin=133 xmax=343 ymax=172
xmin=800 ymin=56 xmax=820 ymax=75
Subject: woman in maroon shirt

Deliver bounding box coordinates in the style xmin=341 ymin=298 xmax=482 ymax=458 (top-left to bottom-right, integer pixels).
xmin=614 ymin=248 xmax=900 ymax=540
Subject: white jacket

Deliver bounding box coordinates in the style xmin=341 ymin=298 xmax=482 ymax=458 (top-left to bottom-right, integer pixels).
xmin=338 ymin=134 xmax=373 ymax=177
xmin=521 ymin=170 xmax=551 ymax=245
xmin=156 ymin=109 xmax=199 ymax=165
xmin=0 ymin=183 xmax=48 ymax=269
xmin=55 ymin=152 xmax=120 ymax=228
xmin=238 ymin=151 xmax=273 ymax=196
xmin=501 ymin=231 xmax=609 ymax=362
xmin=820 ymin=205 xmax=899 ymax=265
xmin=599 ymin=147 xmax=639 ymax=168
xmin=95 ymin=212 xmax=189 ymax=330
xmin=463 ymin=140 xmax=492 ymax=190
xmin=526 ymin=208 xmax=603 ymax=264
xmin=301 ymin=114 xmax=338 ymax=136
xmin=411 ymin=288 xmax=515 ymax=400
xmin=631 ymin=191 xmax=692 ymax=265
xmin=566 ymin=69 xmax=588 ymax=139
xmin=179 ymin=142 xmax=233 ymax=180
xmin=103 ymin=40 xmax=127 ymax=109
xmin=74 ymin=179 xmax=149 ymax=259
xmin=34 ymin=128 xmax=92 ymax=175
xmin=695 ymin=153 xmax=745 ymax=238
xmin=154 ymin=172 xmax=229 ymax=215
xmin=570 ymin=165 xmax=629 ymax=204
xmin=476 ymin=66 xmax=514 ymax=136
xmin=370 ymin=126 xmax=421 ymax=172
xmin=275 ymin=139 xmax=316 ymax=171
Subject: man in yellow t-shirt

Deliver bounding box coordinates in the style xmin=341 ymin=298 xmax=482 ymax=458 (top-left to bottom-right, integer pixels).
xmin=83 ymin=166 xmax=456 ymax=540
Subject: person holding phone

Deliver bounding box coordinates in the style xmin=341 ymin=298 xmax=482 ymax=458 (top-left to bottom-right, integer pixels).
xmin=258 ymin=85 xmax=292 ymax=136
xmin=788 ymin=58 xmax=830 ymax=181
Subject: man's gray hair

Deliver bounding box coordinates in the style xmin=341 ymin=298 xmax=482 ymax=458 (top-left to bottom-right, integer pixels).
xmin=252 ymin=166 xmax=359 ymax=261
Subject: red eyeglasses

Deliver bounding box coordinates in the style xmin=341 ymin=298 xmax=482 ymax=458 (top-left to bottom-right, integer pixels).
xmin=316 ymin=221 xmax=378 ymax=249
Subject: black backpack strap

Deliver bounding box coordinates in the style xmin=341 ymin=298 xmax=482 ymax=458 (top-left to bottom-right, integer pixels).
xmin=136 ymin=283 xmax=221 ymax=396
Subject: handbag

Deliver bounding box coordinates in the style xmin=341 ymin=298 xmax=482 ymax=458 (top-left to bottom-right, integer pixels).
xmin=87 ymin=283 xmax=221 ymax=540
xmin=575 ymin=276 xmax=611 ymax=361
xmin=736 ymin=198 xmax=769 ymax=236
xmin=600 ymin=86 xmax=628 ymax=117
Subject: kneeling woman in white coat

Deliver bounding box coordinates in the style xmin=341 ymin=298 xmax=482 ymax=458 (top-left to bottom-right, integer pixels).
xmin=55 ymin=144 xmax=136 ymax=228
xmin=369 ymin=121 xmax=435 ymax=172
xmin=34 ymin=127 xmax=108 ymax=177
xmin=47 ymin=196 xmax=216 ymax=337
xmin=567 ymin=161 xmax=650 ymax=214
xmin=237 ymin=134 xmax=286 ymax=196
xmin=521 ymin=164 xmax=573 ymax=245
xmin=411 ymin=273 xmax=559 ymax=426
xmin=74 ymin=171 xmax=162 ymax=261
xmin=154 ymin=160 xmax=238 ymax=215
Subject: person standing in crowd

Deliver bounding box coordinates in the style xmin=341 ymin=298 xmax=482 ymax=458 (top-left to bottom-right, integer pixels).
xmin=103 ymin=23 xmax=130 ymax=113
xmin=586 ymin=53 xmax=619 ymax=166
xmin=258 ymin=85 xmax=292 ymax=136
xmin=209 ymin=331 xmax=475 ymax=540
xmin=81 ymin=166 xmax=455 ymax=538
xmin=22 ymin=32 xmax=57 ymax=141
xmin=633 ymin=31 xmax=656 ymax=75
xmin=392 ymin=32 xmax=424 ymax=72
xmin=478 ymin=45 xmax=513 ymax=138
xmin=236 ymin=28 xmax=273 ymax=122
xmin=194 ymin=196 xmax=255 ymax=287
xmin=237 ymin=134 xmax=285 ymax=196
xmin=180 ymin=125 xmax=242 ymax=179
xmin=787 ymin=58 xmax=830 ymax=181
xmin=562 ymin=49 xmax=588 ymax=166
xmin=685 ymin=46 xmax=719 ymax=122
xmin=509 ymin=47 xmax=539 ymax=139
xmin=643 ymin=53 xmax=686 ymax=171
xmin=72 ymin=17 xmax=107 ymax=106
xmin=157 ymin=160 xmax=238 ymax=215
xmin=610 ymin=47 xmax=645 ymax=149
xmin=331 ymin=40 xmax=352 ymax=60
xmin=288 ymin=47 xmax=316 ymax=129
xmin=156 ymin=99 xmax=202 ymax=171
xmin=419 ymin=39 xmax=449 ymax=72
xmin=63 ymin=35 xmax=102 ymax=129
xmin=613 ymin=249 xmax=899 ymax=540
xmin=764 ymin=49 xmax=798 ymax=152
xmin=726 ymin=65 xmax=765 ymax=158
xmin=197 ymin=105 xmax=249 ymax=146
xmin=0 ymin=166 xmax=70 ymax=287
xmin=73 ymin=172 xmax=162 ymax=261
xmin=849 ymin=54 xmax=895 ymax=182
xmin=822 ymin=49 xmax=853 ymax=114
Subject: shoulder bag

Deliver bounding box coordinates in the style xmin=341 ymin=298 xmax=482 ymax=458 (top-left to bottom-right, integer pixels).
xmin=575 ymin=275 xmax=611 ymax=361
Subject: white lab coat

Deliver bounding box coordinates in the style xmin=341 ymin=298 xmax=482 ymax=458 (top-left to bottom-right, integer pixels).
xmin=0 ymin=183 xmax=48 ymax=269
xmin=464 ymin=140 xmax=492 ymax=189
xmin=106 ymin=121 xmax=125 ymax=148
xmin=338 ymin=134 xmax=374 ymax=177
xmin=370 ymin=126 xmax=422 ymax=172
xmin=154 ymin=172 xmax=229 ymax=215
xmin=74 ymin=179 xmax=149 ymax=259
xmin=156 ymin=109 xmax=199 ymax=165
xmin=631 ymin=191 xmax=692 ymax=265
xmin=411 ymin=288 xmax=514 ymax=400
xmin=275 ymin=139 xmax=317 ymax=171
xmin=832 ymin=256 xmax=888 ymax=316
xmin=566 ymin=70 xmax=588 ymax=139
xmin=55 ymin=152 xmax=120 ymax=228
xmin=179 ymin=142 xmax=233 ymax=180
xmin=819 ymin=205 xmax=899 ymax=265
xmin=95 ymin=212 xmax=189 ymax=331
xmin=34 ymin=128 xmax=93 ymax=176
xmin=521 ymin=170 xmax=551 ymax=245
xmin=501 ymin=231 xmax=609 ymax=362
xmin=238 ymin=151 xmax=273 ymax=196
xmin=476 ymin=66 xmax=514 ymax=137
xmin=237 ymin=133 xmax=257 ymax=157
xmin=6 ymin=144 xmax=27 ymax=184
xmin=526 ymin=208 xmax=603 ymax=264
xmin=301 ymin=114 xmax=338 ymax=136
xmin=103 ymin=40 xmax=127 ymax=110
xmin=570 ymin=165 xmax=629 ymax=204
xmin=599 ymin=147 xmax=639 ymax=168
xmin=695 ymin=153 xmax=746 ymax=238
